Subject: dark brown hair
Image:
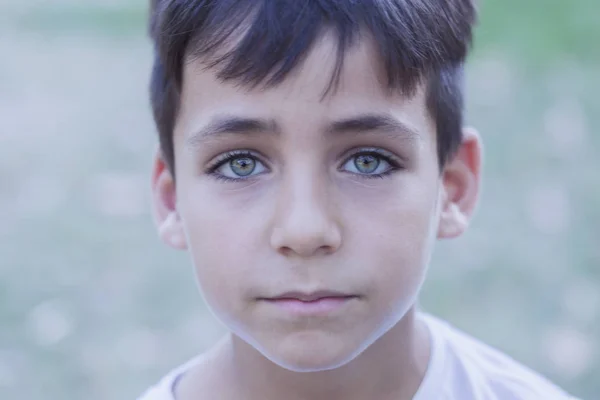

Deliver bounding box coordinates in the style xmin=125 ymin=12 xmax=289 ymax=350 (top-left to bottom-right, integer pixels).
xmin=148 ymin=0 xmax=477 ymax=175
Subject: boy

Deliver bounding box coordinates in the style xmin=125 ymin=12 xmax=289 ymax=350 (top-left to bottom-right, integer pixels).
xmin=141 ymin=0 xmax=579 ymax=399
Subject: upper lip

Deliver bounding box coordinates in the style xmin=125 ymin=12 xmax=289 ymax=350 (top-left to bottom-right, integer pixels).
xmin=265 ymin=290 xmax=356 ymax=302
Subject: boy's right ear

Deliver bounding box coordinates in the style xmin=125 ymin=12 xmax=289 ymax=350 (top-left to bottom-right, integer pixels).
xmin=151 ymin=148 xmax=188 ymax=250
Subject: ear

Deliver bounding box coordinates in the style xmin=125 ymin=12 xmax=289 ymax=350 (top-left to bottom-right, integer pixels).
xmin=437 ymin=127 xmax=483 ymax=239
xmin=151 ymin=148 xmax=187 ymax=250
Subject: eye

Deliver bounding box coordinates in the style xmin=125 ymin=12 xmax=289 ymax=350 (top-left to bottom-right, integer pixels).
xmin=208 ymin=151 xmax=268 ymax=180
xmin=340 ymin=149 xmax=400 ymax=177
xmin=229 ymin=156 xmax=257 ymax=176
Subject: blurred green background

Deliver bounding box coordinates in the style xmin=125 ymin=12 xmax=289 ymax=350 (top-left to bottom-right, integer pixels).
xmin=0 ymin=0 xmax=598 ymax=399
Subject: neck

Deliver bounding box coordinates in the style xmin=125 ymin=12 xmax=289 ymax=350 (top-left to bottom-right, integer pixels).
xmin=225 ymin=307 xmax=431 ymax=400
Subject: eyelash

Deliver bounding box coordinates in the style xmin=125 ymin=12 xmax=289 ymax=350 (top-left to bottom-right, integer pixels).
xmin=339 ymin=148 xmax=403 ymax=179
xmin=205 ymin=148 xmax=403 ymax=182
xmin=205 ymin=150 xmax=264 ymax=183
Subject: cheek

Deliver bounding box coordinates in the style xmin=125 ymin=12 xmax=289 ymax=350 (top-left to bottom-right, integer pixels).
xmin=177 ymin=183 xmax=272 ymax=315
xmin=346 ymin=176 xmax=439 ymax=302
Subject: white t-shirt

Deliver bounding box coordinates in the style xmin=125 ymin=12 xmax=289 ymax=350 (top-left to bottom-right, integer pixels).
xmin=138 ymin=314 xmax=579 ymax=400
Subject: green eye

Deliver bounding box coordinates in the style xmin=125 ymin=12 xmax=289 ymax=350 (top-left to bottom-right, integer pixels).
xmin=341 ymin=149 xmax=398 ymax=177
xmin=209 ymin=151 xmax=268 ymax=181
xmin=230 ymin=157 xmax=256 ymax=176
xmin=353 ymin=154 xmax=380 ymax=174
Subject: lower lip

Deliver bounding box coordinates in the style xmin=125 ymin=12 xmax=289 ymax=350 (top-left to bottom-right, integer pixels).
xmin=263 ymin=296 xmax=356 ymax=315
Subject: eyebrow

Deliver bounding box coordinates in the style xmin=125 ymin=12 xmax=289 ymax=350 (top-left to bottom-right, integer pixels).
xmin=186 ymin=113 xmax=420 ymax=147
xmin=186 ymin=115 xmax=279 ymax=147
xmin=326 ymin=114 xmax=421 ymax=141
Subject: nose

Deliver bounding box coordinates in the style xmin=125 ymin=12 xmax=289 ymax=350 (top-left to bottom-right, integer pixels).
xmin=269 ymin=173 xmax=342 ymax=258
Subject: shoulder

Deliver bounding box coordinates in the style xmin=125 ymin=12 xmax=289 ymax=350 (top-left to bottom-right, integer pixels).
xmin=421 ymin=314 xmax=579 ymax=400
xmin=137 ymin=385 xmax=171 ymax=400
xmin=137 ymin=356 xmax=202 ymax=400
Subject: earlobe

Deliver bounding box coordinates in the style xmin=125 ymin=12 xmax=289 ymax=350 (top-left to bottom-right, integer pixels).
xmin=438 ymin=202 xmax=468 ymax=239
xmin=437 ymin=127 xmax=482 ymax=240
xmin=158 ymin=212 xmax=188 ymax=250
xmin=151 ymin=148 xmax=188 ymax=250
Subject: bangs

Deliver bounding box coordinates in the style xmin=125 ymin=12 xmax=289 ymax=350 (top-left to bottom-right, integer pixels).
xmin=153 ymin=0 xmax=475 ymax=96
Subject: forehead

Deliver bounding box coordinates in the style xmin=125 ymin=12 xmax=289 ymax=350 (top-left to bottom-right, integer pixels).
xmin=177 ymin=31 xmax=431 ymax=133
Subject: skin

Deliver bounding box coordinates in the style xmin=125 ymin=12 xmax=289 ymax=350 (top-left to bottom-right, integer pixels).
xmin=152 ymin=32 xmax=482 ymax=400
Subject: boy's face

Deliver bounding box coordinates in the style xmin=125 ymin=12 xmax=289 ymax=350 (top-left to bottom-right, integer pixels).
xmin=152 ymin=33 xmax=481 ymax=371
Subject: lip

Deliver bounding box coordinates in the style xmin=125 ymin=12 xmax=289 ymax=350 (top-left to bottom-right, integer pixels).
xmin=269 ymin=290 xmax=355 ymax=302
xmin=260 ymin=291 xmax=358 ymax=315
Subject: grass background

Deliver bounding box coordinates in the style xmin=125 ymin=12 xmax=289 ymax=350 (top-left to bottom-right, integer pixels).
xmin=0 ymin=0 xmax=598 ymax=398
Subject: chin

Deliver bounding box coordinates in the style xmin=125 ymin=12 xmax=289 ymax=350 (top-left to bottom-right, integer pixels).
xmin=261 ymin=330 xmax=366 ymax=373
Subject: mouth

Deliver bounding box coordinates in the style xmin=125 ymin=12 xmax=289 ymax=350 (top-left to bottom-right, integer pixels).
xmin=268 ymin=290 xmax=357 ymax=302
xmin=259 ymin=291 xmax=359 ymax=315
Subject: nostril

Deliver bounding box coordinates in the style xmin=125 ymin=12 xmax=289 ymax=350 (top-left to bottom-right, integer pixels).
xmin=277 ymin=243 xmax=339 ymax=258
xmin=279 ymin=246 xmax=293 ymax=257
xmin=322 ymin=245 xmax=337 ymax=254
xmin=317 ymin=245 xmax=334 ymax=255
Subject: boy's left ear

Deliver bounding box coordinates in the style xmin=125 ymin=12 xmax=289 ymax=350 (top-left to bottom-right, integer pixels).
xmin=437 ymin=127 xmax=483 ymax=239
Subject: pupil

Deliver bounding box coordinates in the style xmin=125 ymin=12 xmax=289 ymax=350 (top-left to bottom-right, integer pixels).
xmin=231 ymin=157 xmax=255 ymax=176
xmin=355 ymin=155 xmax=379 ymax=173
